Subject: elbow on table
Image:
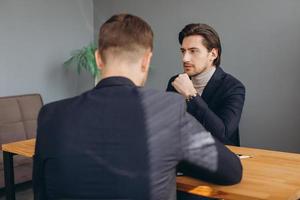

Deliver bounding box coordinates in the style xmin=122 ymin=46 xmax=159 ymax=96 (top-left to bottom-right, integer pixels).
xmin=221 ymin=159 xmax=243 ymax=185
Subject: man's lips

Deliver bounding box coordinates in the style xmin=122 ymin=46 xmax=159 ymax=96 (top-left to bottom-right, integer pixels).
xmin=184 ymin=64 xmax=194 ymax=69
xmin=184 ymin=63 xmax=194 ymax=67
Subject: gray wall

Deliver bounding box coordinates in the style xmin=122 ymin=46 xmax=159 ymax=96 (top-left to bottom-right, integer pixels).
xmin=0 ymin=0 xmax=94 ymax=103
xmin=94 ymin=0 xmax=300 ymax=153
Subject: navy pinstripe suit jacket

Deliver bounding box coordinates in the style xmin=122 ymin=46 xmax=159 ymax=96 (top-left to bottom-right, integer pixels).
xmin=33 ymin=77 xmax=242 ymax=200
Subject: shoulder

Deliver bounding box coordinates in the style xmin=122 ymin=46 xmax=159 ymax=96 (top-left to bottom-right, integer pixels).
xmin=38 ymin=95 xmax=79 ymax=120
xmin=139 ymin=87 xmax=184 ymax=103
xmin=42 ymin=96 xmax=77 ymax=111
xmin=218 ymin=68 xmax=245 ymax=92
xmin=224 ymin=73 xmax=244 ymax=86
xmin=138 ymin=88 xmax=186 ymax=114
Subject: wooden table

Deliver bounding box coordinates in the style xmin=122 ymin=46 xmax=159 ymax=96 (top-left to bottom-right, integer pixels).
xmin=2 ymin=139 xmax=300 ymax=200
xmin=2 ymin=139 xmax=35 ymax=200
xmin=177 ymin=146 xmax=300 ymax=200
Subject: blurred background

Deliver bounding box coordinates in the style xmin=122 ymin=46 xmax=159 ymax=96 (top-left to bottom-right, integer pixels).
xmin=1 ymin=0 xmax=300 ymax=152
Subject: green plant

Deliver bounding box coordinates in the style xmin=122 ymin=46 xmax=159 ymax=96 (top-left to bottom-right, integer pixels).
xmin=64 ymin=43 xmax=100 ymax=80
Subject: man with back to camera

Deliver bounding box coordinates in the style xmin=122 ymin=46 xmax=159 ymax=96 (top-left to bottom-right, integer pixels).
xmin=33 ymin=14 xmax=242 ymax=200
xmin=167 ymin=23 xmax=246 ymax=146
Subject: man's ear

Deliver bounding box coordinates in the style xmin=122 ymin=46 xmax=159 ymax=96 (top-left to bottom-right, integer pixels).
xmin=209 ymin=48 xmax=218 ymax=62
xmin=141 ymin=51 xmax=153 ymax=72
xmin=95 ymin=50 xmax=104 ymax=69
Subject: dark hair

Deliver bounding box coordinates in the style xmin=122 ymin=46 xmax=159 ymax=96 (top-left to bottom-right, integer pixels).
xmin=179 ymin=23 xmax=222 ymax=67
xmin=98 ymin=13 xmax=153 ymax=62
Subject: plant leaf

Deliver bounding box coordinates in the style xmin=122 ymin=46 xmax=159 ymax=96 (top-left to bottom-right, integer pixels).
xmin=63 ymin=42 xmax=98 ymax=78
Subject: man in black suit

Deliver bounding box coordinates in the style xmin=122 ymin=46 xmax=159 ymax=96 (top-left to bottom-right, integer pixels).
xmin=167 ymin=23 xmax=245 ymax=146
xmin=33 ymin=14 xmax=242 ymax=200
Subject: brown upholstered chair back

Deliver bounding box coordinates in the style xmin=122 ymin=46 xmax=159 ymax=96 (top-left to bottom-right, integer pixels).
xmin=0 ymin=94 xmax=43 ymax=144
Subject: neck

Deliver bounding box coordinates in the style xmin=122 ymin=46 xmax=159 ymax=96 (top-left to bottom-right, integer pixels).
xmin=101 ymin=62 xmax=144 ymax=86
xmin=199 ymin=65 xmax=216 ymax=76
xmin=191 ymin=66 xmax=216 ymax=95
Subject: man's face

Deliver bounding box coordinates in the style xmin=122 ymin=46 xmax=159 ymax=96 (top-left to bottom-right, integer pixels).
xmin=180 ymin=35 xmax=216 ymax=76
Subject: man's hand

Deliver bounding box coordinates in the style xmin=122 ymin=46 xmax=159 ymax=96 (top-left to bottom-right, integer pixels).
xmin=172 ymin=73 xmax=197 ymax=98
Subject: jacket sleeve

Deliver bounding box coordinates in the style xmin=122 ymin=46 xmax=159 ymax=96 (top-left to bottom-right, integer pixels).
xmin=166 ymin=76 xmax=177 ymax=92
xmin=186 ymin=83 xmax=245 ymax=144
xmin=167 ymin=75 xmax=246 ymax=144
xmin=178 ymin=102 xmax=243 ymax=185
xmin=33 ymin=106 xmax=48 ymax=200
xmin=33 ymin=155 xmax=46 ymax=200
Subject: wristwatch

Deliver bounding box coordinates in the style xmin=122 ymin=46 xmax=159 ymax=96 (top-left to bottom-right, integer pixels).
xmin=186 ymin=92 xmax=198 ymax=102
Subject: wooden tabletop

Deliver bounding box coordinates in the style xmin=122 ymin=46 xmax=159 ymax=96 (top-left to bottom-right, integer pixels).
xmin=177 ymin=145 xmax=300 ymax=200
xmin=1 ymin=138 xmax=35 ymax=157
xmin=2 ymin=139 xmax=300 ymax=199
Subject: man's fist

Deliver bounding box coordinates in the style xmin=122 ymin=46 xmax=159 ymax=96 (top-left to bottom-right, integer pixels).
xmin=172 ymin=73 xmax=197 ymax=98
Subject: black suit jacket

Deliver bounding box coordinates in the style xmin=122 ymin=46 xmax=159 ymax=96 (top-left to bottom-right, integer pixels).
xmin=33 ymin=77 xmax=242 ymax=200
xmin=167 ymin=67 xmax=245 ymax=146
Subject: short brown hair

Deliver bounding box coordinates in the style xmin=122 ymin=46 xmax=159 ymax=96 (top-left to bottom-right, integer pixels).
xmin=98 ymin=14 xmax=153 ymax=63
xmin=179 ymin=23 xmax=222 ymax=67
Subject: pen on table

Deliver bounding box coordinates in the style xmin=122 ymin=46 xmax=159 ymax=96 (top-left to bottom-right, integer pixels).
xmin=236 ymin=154 xmax=252 ymax=159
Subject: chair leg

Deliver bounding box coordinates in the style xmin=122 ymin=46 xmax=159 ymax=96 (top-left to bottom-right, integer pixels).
xmin=3 ymin=151 xmax=16 ymax=200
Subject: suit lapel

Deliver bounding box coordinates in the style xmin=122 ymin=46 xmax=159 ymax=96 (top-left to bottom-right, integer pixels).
xmin=202 ymin=67 xmax=225 ymax=103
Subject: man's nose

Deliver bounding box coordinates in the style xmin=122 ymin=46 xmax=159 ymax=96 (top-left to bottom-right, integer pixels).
xmin=182 ymin=52 xmax=191 ymax=62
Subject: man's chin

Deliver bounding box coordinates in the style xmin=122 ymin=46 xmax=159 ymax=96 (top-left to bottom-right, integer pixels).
xmin=184 ymin=71 xmax=195 ymax=77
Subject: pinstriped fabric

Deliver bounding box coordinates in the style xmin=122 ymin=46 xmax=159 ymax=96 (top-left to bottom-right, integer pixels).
xmin=33 ymin=77 xmax=239 ymax=200
xmin=179 ymin=110 xmax=218 ymax=172
xmin=139 ymin=89 xmax=218 ymax=200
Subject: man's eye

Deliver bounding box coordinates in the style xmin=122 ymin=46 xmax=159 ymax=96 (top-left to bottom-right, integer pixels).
xmin=190 ymin=49 xmax=198 ymax=54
